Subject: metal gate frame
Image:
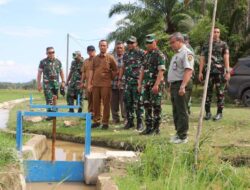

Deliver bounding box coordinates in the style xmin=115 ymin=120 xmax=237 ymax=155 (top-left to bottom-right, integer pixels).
xmin=16 ymin=97 xmax=92 ymax=182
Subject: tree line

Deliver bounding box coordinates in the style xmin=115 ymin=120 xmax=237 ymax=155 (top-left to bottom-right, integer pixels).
xmin=0 ymin=79 xmax=37 ymax=89
xmin=107 ymin=0 xmax=250 ymax=65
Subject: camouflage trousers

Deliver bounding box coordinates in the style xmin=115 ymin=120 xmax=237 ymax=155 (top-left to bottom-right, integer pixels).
xmin=43 ymin=81 xmax=59 ymax=112
xmin=143 ymin=83 xmax=163 ymax=128
xmin=205 ymin=74 xmax=226 ymax=114
xmin=124 ymin=83 xmax=143 ymax=122
xmin=66 ymin=82 xmax=83 ymax=112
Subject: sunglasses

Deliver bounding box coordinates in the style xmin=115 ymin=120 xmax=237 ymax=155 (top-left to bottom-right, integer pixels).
xmin=146 ymin=41 xmax=153 ymax=44
xmin=48 ymin=51 xmax=55 ymax=54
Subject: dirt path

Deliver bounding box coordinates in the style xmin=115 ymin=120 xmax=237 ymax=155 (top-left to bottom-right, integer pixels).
xmin=0 ymin=98 xmax=28 ymax=129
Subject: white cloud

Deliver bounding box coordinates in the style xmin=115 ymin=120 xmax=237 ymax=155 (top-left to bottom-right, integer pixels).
xmin=0 ymin=60 xmax=37 ymax=82
xmin=0 ymin=0 xmax=10 ymax=5
xmin=0 ymin=26 xmax=52 ymax=38
xmin=95 ymin=14 xmax=125 ymax=38
xmin=42 ymin=4 xmax=80 ymax=15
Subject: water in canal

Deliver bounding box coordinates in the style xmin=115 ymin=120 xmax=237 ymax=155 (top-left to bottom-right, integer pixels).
xmin=26 ymin=140 xmax=111 ymax=190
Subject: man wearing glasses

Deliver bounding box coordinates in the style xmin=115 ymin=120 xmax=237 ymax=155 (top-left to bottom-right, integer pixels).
xmin=168 ymin=33 xmax=194 ymax=144
xmin=138 ymin=34 xmax=166 ymax=135
xmin=118 ymin=36 xmax=145 ymax=131
xmin=37 ymin=47 xmax=65 ymax=114
xmin=199 ymin=27 xmax=230 ymax=121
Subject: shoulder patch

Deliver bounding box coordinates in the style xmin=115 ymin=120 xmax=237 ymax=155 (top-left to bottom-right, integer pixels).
xmin=188 ymin=54 xmax=193 ymax=62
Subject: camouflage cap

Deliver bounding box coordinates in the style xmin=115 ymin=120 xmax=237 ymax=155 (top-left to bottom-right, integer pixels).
xmin=73 ymin=51 xmax=81 ymax=58
xmin=127 ymin=36 xmax=137 ymax=43
xmin=183 ymin=34 xmax=189 ymax=41
xmin=146 ymin=33 xmax=156 ymax=43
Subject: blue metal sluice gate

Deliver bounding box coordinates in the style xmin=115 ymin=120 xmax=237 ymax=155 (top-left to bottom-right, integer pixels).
xmin=16 ymin=95 xmax=91 ymax=182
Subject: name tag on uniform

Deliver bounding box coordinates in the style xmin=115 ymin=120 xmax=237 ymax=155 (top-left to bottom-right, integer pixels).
xmin=173 ymin=57 xmax=178 ymax=70
xmin=173 ymin=61 xmax=177 ymax=70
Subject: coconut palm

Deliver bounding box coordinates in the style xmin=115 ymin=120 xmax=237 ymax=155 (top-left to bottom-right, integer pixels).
xmin=107 ymin=0 xmax=194 ymax=43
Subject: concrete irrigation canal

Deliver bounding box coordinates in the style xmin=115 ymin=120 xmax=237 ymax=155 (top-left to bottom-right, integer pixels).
xmin=0 ymin=98 xmax=138 ymax=190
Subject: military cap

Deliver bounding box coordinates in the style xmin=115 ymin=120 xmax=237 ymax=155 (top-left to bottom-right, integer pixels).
xmin=87 ymin=45 xmax=95 ymax=51
xmin=146 ymin=33 xmax=156 ymax=43
xmin=183 ymin=34 xmax=189 ymax=41
xmin=127 ymin=36 xmax=137 ymax=43
xmin=73 ymin=51 xmax=81 ymax=59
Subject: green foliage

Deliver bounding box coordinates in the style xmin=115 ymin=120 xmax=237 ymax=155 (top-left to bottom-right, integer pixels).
xmin=0 ymin=133 xmax=19 ymax=170
xmin=107 ymin=0 xmax=194 ymax=46
xmin=117 ymin=140 xmax=250 ymax=190
xmin=0 ymin=79 xmax=37 ymax=90
xmin=108 ymin=0 xmax=250 ymax=66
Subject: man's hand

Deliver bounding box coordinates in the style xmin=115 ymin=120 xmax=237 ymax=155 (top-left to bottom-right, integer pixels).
xmin=88 ymin=84 xmax=93 ymax=92
xmin=152 ymin=84 xmax=159 ymax=94
xmin=138 ymin=83 xmax=142 ymax=93
xmin=80 ymin=82 xmax=85 ymax=89
xmin=118 ymin=80 xmax=121 ymax=89
xmin=198 ymin=73 xmax=203 ymax=82
xmin=178 ymin=86 xmax=186 ymax=96
xmin=61 ymin=81 xmax=65 ymax=88
xmin=37 ymin=83 xmax=42 ymax=92
xmin=224 ymin=73 xmax=230 ymax=81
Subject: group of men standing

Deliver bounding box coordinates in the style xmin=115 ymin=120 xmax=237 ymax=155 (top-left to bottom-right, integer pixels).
xmin=37 ymin=27 xmax=230 ymax=144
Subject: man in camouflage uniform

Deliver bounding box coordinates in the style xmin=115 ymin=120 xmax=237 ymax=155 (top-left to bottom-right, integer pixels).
xmin=37 ymin=47 xmax=65 ymax=114
xmin=199 ymin=27 xmax=230 ymax=121
xmin=111 ymin=41 xmax=126 ymax=124
xmin=81 ymin=45 xmax=96 ymax=114
xmin=66 ymin=51 xmax=84 ymax=113
xmin=138 ymin=34 xmax=166 ymax=135
xmin=118 ymin=36 xmax=144 ymax=131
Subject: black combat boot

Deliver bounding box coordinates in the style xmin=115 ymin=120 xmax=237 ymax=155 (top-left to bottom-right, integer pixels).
xmin=124 ymin=120 xmax=134 ymax=129
xmin=204 ymin=112 xmax=212 ymax=120
xmin=140 ymin=125 xmax=152 ymax=135
xmin=151 ymin=123 xmax=160 ymax=135
xmin=136 ymin=119 xmax=144 ymax=132
xmin=69 ymin=108 xmax=74 ymax=113
xmin=101 ymin=124 xmax=109 ymax=130
xmin=91 ymin=123 xmax=100 ymax=128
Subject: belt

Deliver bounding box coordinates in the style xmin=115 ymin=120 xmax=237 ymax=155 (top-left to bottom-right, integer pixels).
xmin=170 ymin=80 xmax=182 ymax=85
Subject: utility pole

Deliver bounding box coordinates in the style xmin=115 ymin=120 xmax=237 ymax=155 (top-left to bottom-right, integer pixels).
xmin=194 ymin=0 xmax=218 ymax=167
xmin=66 ymin=33 xmax=70 ymax=80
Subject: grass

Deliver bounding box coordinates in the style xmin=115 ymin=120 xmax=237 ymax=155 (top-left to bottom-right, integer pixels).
xmin=0 ymin=132 xmax=19 ymax=171
xmin=116 ymin=140 xmax=250 ymax=190
xmin=0 ymin=89 xmax=42 ymax=103
xmin=4 ymin=89 xmax=250 ymax=189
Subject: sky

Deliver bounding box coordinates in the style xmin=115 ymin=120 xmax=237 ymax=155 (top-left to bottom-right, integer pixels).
xmin=0 ymin=0 xmax=134 ymax=82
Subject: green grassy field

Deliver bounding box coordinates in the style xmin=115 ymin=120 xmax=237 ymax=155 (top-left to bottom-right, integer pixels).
xmin=0 ymin=89 xmax=42 ymax=103
xmin=4 ymin=89 xmax=250 ymax=189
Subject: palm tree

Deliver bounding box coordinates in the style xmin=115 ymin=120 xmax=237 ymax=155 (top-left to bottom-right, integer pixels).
xmin=108 ymin=0 xmax=194 ymax=43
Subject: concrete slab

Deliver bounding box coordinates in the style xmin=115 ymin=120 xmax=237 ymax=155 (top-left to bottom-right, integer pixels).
xmin=106 ymin=151 xmax=136 ymax=158
xmin=84 ymin=153 xmax=108 ymax=185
